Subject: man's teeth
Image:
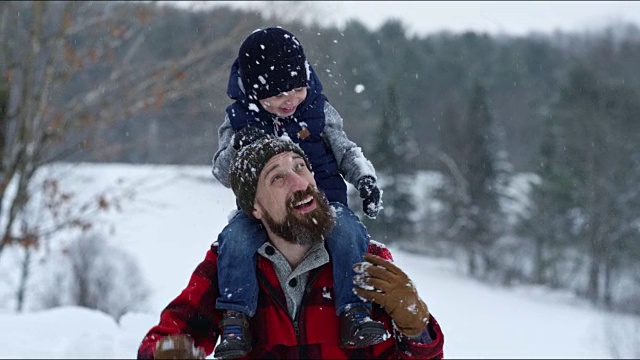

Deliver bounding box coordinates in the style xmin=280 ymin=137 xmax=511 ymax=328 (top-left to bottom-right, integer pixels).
xmin=294 ymin=196 xmax=313 ymax=207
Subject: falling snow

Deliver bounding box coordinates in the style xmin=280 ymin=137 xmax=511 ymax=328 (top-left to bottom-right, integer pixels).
xmin=322 ymin=287 xmax=332 ymax=300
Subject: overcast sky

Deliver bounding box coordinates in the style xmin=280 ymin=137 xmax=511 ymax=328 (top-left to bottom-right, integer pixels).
xmin=332 ymin=1 xmax=640 ymax=36
xmin=179 ymin=1 xmax=640 ymax=37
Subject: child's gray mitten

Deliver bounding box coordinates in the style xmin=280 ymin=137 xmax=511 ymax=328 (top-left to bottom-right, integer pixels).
xmin=357 ymin=176 xmax=381 ymax=218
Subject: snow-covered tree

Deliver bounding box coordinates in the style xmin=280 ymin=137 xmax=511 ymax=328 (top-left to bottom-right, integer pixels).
xmin=545 ymin=64 xmax=640 ymax=307
xmin=0 ymin=0 xmax=252 ymax=310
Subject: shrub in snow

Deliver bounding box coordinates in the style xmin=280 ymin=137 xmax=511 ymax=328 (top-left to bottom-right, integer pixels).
xmin=33 ymin=233 xmax=149 ymax=321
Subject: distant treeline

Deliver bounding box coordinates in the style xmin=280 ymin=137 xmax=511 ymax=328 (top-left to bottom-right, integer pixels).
xmin=42 ymin=2 xmax=640 ymax=173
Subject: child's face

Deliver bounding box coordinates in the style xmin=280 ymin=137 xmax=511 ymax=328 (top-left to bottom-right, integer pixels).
xmin=259 ymin=87 xmax=308 ymax=118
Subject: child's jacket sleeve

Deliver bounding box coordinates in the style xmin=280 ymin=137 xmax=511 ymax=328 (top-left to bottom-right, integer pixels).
xmin=322 ymin=102 xmax=377 ymax=186
xmin=211 ymin=114 xmax=236 ymax=188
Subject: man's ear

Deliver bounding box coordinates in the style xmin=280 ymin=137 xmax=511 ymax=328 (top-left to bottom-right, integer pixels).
xmin=252 ymin=204 xmax=263 ymax=220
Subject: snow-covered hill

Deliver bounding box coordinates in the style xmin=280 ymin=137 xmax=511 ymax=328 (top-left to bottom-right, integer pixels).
xmin=0 ymin=163 xmax=639 ymax=358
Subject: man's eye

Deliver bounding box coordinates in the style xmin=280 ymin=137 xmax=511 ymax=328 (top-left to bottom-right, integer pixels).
xmin=271 ymin=174 xmax=284 ymax=184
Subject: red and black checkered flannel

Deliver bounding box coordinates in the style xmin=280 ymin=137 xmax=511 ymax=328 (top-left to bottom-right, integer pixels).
xmin=137 ymin=242 xmax=445 ymax=359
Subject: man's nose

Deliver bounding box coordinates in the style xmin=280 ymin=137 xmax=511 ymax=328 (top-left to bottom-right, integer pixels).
xmin=288 ymin=172 xmax=309 ymax=191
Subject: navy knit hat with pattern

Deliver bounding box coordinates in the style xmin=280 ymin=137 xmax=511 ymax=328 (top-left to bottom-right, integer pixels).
xmin=238 ymin=27 xmax=309 ymax=101
xmin=229 ymin=135 xmax=312 ymax=218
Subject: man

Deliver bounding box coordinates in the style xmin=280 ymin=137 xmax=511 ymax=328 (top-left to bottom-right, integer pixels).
xmin=137 ymin=136 xmax=444 ymax=359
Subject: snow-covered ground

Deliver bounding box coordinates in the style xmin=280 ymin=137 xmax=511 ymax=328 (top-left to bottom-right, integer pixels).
xmin=1 ymin=163 xmax=639 ymax=359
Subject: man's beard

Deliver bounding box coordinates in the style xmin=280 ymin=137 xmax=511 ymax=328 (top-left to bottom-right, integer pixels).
xmin=261 ymin=185 xmax=335 ymax=246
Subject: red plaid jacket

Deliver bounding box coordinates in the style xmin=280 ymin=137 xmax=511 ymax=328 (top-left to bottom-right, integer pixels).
xmin=137 ymin=242 xmax=444 ymax=359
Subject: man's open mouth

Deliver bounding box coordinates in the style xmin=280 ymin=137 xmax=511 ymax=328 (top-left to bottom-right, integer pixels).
xmin=291 ymin=195 xmax=315 ymax=213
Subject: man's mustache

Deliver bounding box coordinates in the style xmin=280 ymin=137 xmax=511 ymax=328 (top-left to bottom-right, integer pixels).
xmin=289 ymin=185 xmax=319 ymax=207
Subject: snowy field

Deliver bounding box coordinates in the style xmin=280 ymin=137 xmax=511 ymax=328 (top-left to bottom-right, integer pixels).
xmin=1 ymin=163 xmax=639 ymax=359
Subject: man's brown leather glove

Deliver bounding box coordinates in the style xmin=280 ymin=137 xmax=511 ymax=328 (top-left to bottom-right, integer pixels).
xmin=353 ymin=253 xmax=430 ymax=336
xmin=154 ymin=334 xmax=206 ymax=359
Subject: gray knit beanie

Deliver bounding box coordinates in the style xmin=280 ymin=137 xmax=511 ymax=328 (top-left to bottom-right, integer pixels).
xmin=229 ymin=135 xmax=312 ymax=218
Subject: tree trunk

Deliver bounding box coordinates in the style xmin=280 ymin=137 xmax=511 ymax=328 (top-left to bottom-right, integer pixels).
xmin=533 ymin=235 xmax=546 ymax=284
xmin=467 ymin=246 xmax=477 ymax=277
xmin=603 ymin=256 xmax=613 ymax=309
xmin=0 ymin=78 xmax=7 ymax=167
xmin=587 ymin=256 xmax=600 ymax=305
xmin=15 ymin=247 xmax=32 ymax=312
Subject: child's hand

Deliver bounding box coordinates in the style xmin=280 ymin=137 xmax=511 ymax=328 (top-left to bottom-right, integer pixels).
xmin=357 ymin=176 xmax=382 ymax=218
xmin=233 ymin=127 xmax=267 ymax=151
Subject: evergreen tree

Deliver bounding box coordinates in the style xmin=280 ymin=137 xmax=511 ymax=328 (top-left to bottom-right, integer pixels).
xmin=516 ymin=115 xmax=577 ymax=286
xmin=463 ymin=81 xmax=506 ymax=276
xmin=434 ymin=80 xmax=508 ymax=277
xmin=362 ymin=82 xmax=418 ymax=245
xmin=432 ymin=95 xmax=470 ymax=254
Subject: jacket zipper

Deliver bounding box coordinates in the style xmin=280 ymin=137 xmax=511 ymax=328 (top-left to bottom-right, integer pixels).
xmin=258 ymin=274 xmax=298 ymax=335
xmin=258 ymin=268 xmax=322 ymax=358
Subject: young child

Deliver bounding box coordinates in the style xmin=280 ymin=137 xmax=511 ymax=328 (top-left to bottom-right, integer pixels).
xmin=212 ymin=26 xmax=385 ymax=359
